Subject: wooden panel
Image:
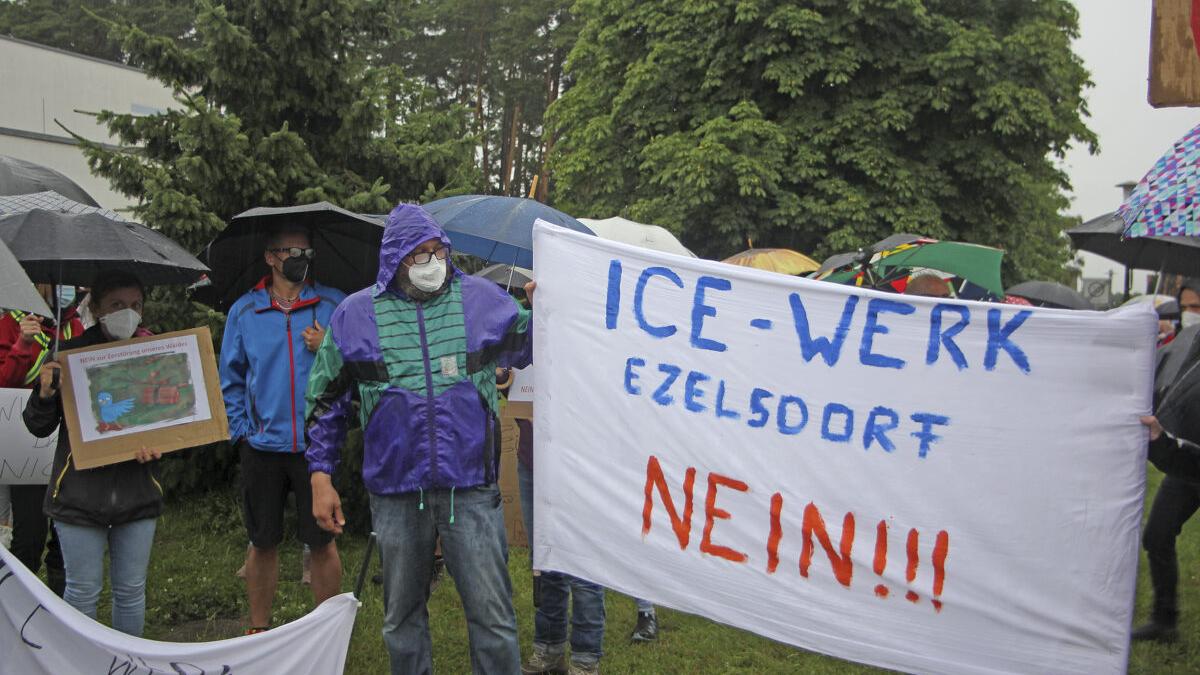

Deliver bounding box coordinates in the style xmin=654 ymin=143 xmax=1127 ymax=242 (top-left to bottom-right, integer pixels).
xmin=1150 ymin=0 xmax=1200 ymax=107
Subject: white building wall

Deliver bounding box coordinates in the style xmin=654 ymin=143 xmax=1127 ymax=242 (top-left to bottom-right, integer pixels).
xmin=0 ymin=36 xmax=177 ymax=211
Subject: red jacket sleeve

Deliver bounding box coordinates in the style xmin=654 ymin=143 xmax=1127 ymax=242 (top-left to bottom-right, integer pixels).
xmin=0 ymin=314 xmax=40 ymax=388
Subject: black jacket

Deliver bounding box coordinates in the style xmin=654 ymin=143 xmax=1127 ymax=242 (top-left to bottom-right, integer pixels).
xmin=24 ymin=325 xmax=163 ymax=527
xmin=1150 ymin=434 xmax=1200 ymax=482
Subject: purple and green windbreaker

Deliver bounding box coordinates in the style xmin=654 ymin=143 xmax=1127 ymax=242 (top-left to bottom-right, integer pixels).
xmin=304 ymin=204 xmax=532 ymax=495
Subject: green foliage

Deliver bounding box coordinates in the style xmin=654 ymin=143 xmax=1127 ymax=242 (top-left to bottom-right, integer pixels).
xmin=155 ymin=440 xmax=238 ymax=495
xmin=388 ymin=0 xmax=576 ymax=198
xmin=548 ymin=0 xmax=1096 ymax=284
xmin=73 ymin=0 xmax=478 ymax=312
xmin=0 ymin=0 xmax=194 ymax=63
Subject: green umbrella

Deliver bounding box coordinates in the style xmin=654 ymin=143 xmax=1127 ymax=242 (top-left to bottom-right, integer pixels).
xmin=872 ymin=241 xmax=1005 ymax=297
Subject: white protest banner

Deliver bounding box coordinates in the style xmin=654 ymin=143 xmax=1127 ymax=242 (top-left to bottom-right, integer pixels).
xmin=0 ymin=546 xmax=358 ymax=674
xmin=531 ymin=222 xmax=1155 ymax=675
xmin=508 ymin=366 xmax=534 ymax=403
xmin=0 ymin=387 xmax=56 ymax=485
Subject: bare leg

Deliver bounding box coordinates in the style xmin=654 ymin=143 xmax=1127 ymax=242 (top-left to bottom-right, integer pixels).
xmin=245 ymin=545 xmax=279 ymax=628
xmin=309 ymin=540 xmax=342 ymax=604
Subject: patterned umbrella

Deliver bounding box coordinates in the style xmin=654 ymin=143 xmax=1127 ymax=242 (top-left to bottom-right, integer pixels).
xmin=722 ymin=248 xmax=820 ymax=275
xmin=0 ymin=191 xmax=124 ymax=220
xmin=1119 ymin=122 xmax=1200 ymax=237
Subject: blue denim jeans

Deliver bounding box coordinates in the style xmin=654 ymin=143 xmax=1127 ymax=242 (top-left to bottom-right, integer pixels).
xmin=518 ymin=460 xmax=605 ymax=665
xmin=370 ymin=485 xmax=520 ymax=675
xmin=55 ymin=518 xmax=156 ymax=636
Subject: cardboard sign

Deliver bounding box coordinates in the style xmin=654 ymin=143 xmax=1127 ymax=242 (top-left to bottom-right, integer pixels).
xmin=1150 ymin=0 xmax=1200 ymax=107
xmin=531 ymin=221 xmax=1155 ymax=675
xmin=58 ymin=327 xmax=228 ymax=469
xmin=0 ymin=388 xmax=57 ymax=485
xmin=505 ymin=366 xmax=534 ymax=419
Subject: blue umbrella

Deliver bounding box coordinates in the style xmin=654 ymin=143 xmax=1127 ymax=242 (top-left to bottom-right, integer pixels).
xmin=422 ymin=195 xmax=593 ymax=269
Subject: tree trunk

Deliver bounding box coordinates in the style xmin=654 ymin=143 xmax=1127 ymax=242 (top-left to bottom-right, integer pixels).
xmin=474 ymin=31 xmax=489 ymax=193
xmin=503 ymin=100 xmax=521 ymax=195
xmin=537 ymin=53 xmax=563 ymax=203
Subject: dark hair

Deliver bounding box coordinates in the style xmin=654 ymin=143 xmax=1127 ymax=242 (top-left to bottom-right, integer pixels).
xmin=265 ymin=223 xmax=313 ymax=249
xmin=1178 ymin=278 xmax=1200 ymax=303
xmin=89 ymin=270 xmax=145 ymax=308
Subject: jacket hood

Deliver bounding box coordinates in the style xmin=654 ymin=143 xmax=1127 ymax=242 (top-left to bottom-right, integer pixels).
xmin=375 ymin=204 xmax=452 ymax=295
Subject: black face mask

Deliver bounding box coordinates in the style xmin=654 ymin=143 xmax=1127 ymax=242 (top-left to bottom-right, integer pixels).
xmin=281 ymin=255 xmax=310 ymax=284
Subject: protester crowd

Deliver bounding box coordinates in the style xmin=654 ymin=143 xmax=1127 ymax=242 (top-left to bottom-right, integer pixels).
xmin=1 ymin=199 xmax=1198 ymax=675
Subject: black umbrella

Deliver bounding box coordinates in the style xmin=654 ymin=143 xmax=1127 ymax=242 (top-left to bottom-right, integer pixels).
xmin=195 ymin=201 xmax=384 ymax=312
xmin=0 ymin=155 xmax=100 ymax=206
xmin=1067 ymin=211 xmax=1200 ymax=276
xmin=0 ymin=209 xmax=208 ymax=286
xmin=474 ymin=263 xmax=533 ymax=291
xmin=0 ymin=237 xmax=53 ymax=317
xmin=813 ymin=233 xmax=930 ymax=276
xmin=1006 ymin=281 xmax=1094 ymax=310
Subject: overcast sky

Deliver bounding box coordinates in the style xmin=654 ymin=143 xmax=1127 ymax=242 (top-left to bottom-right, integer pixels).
xmin=1064 ymin=1 xmax=1198 ymax=290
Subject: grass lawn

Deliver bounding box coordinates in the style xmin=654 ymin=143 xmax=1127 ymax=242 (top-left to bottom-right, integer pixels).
xmin=71 ymin=466 xmax=1200 ymax=673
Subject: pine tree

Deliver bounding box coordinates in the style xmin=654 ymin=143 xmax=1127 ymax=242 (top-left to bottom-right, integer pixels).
xmin=67 ymin=0 xmax=477 ymax=331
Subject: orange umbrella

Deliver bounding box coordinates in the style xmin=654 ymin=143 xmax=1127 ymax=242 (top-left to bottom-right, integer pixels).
xmin=722 ymin=248 xmax=820 ymax=275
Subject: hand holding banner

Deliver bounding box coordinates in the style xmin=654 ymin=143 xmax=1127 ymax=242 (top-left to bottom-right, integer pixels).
xmin=531 ymin=222 xmax=1155 ymax=675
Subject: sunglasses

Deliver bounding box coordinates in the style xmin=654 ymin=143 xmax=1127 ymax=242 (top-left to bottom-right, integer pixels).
xmin=268 ymin=247 xmax=316 ymax=259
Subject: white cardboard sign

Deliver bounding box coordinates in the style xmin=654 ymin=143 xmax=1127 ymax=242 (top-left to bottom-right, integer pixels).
xmin=0 ymin=388 xmax=57 ymax=485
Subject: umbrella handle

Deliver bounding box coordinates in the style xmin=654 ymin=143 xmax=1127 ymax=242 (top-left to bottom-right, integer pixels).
xmin=51 ymin=368 xmax=60 ymax=392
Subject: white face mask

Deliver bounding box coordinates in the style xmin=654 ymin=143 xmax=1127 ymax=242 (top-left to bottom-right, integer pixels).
xmin=408 ymin=258 xmax=448 ymax=293
xmin=100 ymin=308 xmax=141 ymax=340
xmin=1183 ymin=312 xmax=1200 ymax=331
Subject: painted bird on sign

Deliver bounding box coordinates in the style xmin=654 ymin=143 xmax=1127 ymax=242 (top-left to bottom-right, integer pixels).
xmin=96 ymin=391 xmax=134 ymax=432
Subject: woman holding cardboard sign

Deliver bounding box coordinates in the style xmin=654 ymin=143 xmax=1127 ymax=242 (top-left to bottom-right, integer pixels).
xmin=22 ymin=270 xmax=163 ymax=637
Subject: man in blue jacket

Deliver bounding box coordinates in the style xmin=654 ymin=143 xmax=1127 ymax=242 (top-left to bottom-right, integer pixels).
xmin=306 ymin=204 xmax=532 ymax=674
xmin=220 ymin=224 xmax=345 ymax=634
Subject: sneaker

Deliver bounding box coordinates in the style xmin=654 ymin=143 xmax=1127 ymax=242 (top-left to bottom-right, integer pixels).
xmin=567 ymin=661 xmax=600 ymax=675
xmin=1131 ymin=621 xmax=1179 ymax=643
xmin=521 ymin=643 xmax=567 ymax=675
xmin=630 ymin=611 xmax=658 ymax=643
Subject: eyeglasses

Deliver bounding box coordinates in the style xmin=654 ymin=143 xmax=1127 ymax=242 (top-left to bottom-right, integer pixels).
xmin=268 ymin=247 xmax=316 ymax=259
xmin=405 ymin=247 xmax=449 ymax=265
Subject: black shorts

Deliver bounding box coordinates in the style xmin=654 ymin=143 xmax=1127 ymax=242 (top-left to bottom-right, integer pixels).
xmin=239 ymin=441 xmax=333 ymax=549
